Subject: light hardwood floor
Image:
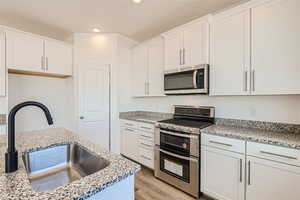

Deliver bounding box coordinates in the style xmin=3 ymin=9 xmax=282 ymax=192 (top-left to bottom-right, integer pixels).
xmin=135 ymin=167 xmax=208 ymax=200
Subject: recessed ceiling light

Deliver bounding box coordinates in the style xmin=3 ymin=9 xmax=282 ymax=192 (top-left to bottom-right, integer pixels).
xmin=132 ymin=0 xmax=143 ymax=4
xmin=93 ymin=28 xmax=101 ymax=33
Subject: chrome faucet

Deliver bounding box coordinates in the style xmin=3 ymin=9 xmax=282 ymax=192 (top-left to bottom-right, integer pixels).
xmin=5 ymin=101 xmax=53 ymax=173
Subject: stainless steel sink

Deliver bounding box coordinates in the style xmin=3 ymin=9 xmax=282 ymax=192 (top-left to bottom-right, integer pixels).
xmin=22 ymin=143 xmax=109 ymax=192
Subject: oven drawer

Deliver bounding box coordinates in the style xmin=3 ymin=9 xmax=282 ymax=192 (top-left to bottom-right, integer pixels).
xmin=247 ymin=142 xmax=300 ymax=166
xmin=139 ymin=147 xmax=154 ymax=169
xmin=202 ymin=133 xmax=245 ymax=154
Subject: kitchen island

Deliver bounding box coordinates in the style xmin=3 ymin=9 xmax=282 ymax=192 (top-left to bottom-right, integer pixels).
xmin=0 ymin=128 xmax=140 ymax=200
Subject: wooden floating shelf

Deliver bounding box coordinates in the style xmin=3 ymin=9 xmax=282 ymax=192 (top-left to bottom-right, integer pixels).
xmin=8 ymin=69 xmax=72 ymax=78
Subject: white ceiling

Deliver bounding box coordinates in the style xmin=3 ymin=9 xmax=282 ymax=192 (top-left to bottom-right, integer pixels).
xmin=0 ymin=0 xmax=243 ymax=41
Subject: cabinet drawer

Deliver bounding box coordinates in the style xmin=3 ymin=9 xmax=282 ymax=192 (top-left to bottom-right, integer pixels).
xmin=138 ymin=122 xmax=155 ymax=132
xmin=247 ymin=142 xmax=300 ymax=167
xmin=202 ymin=134 xmax=245 ymax=154
xmin=138 ymin=138 xmax=154 ymax=149
xmin=139 ymin=147 xmax=154 ymax=169
xmin=139 ymin=131 xmax=154 ymax=141
xmin=121 ymin=120 xmax=138 ymax=129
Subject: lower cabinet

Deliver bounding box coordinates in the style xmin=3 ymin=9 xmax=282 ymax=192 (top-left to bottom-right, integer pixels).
xmin=246 ymin=156 xmax=300 ymax=200
xmin=120 ymin=120 xmax=155 ymax=169
xmin=201 ymin=133 xmax=300 ymax=200
xmin=121 ymin=126 xmax=139 ymax=161
xmin=201 ymin=135 xmax=245 ymax=200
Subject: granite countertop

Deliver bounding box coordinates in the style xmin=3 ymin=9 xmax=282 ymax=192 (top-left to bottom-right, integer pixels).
xmin=202 ymin=125 xmax=300 ymax=150
xmin=119 ymin=111 xmax=173 ymax=124
xmin=0 ymin=128 xmax=140 ymax=200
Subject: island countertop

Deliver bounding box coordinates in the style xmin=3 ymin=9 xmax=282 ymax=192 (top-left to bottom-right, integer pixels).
xmin=0 ymin=128 xmax=140 ymax=200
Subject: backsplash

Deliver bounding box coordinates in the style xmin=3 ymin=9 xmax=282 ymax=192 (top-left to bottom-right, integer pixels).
xmin=0 ymin=114 xmax=6 ymax=125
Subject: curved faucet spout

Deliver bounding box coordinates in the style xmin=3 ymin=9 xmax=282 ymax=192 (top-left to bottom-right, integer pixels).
xmin=5 ymin=101 xmax=53 ymax=173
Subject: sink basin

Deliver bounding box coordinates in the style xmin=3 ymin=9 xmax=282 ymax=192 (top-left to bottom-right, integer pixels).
xmin=22 ymin=143 xmax=109 ymax=192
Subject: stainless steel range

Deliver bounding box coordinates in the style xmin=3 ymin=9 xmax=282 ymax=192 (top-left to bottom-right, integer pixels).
xmin=154 ymin=105 xmax=215 ymax=198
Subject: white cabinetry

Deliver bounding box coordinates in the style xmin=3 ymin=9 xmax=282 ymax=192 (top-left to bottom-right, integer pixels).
xmin=6 ymin=30 xmax=44 ymax=73
xmin=44 ymin=40 xmax=72 ymax=76
xmin=210 ymin=0 xmax=300 ymax=96
xmin=201 ymin=134 xmax=245 ymax=200
xmin=202 ymin=133 xmax=300 ymax=200
xmin=120 ymin=120 xmax=155 ymax=169
xmin=132 ymin=37 xmax=164 ymax=97
xmin=210 ymin=7 xmax=251 ymax=96
xmin=246 ymin=142 xmax=300 ymax=200
xmin=6 ymin=29 xmax=72 ymax=77
xmin=162 ymin=16 xmax=210 ymax=72
xmin=251 ymin=0 xmax=300 ymax=95
xmin=0 ymin=30 xmax=5 ymax=96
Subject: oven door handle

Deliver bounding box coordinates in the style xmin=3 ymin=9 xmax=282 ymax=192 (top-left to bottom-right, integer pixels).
xmin=160 ymin=130 xmax=198 ymax=139
xmin=157 ymin=147 xmax=198 ymax=162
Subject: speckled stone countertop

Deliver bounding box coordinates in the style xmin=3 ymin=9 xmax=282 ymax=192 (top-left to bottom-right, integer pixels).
xmin=202 ymin=123 xmax=300 ymax=150
xmin=119 ymin=111 xmax=173 ymax=124
xmin=0 ymin=128 xmax=140 ymax=200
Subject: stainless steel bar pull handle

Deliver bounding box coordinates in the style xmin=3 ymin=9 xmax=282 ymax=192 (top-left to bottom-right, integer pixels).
xmin=244 ymin=71 xmax=248 ymax=91
xmin=179 ymin=49 xmax=182 ymax=65
xmin=209 ymin=140 xmax=233 ymax=147
xmin=41 ymin=56 xmax=44 ymax=70
xmin=183 ymin=48 xmax=185 ymax=65
xmin=240 ymin=159 xmax=243 ymax=183
xmin=251 ymin=70 xmax=255 ymax=92
xmin=248 ymin=160 xmax=251 ymax=185
xmin=46 ymin=57 xmax=49 ymax=70
xmin=260 ymin=151 xmax=297 ymax=160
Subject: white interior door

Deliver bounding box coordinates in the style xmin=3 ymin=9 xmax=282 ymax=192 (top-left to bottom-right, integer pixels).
xmin=78 ymin=64 xmax=110 ymax=150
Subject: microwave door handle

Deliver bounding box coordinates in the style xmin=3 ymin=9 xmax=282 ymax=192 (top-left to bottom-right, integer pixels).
xmin=193 ymin=70 xmax=198 ymax=89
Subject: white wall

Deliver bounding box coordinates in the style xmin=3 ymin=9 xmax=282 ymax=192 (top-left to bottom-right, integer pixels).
xmin=119 ymin=62 xmax=300 ymax=124
xmin=8 ymin=74 xmax=74 ymax=132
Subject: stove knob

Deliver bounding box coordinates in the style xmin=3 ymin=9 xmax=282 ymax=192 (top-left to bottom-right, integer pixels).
xmin=183 ymin=143 xmax=187 ymax=149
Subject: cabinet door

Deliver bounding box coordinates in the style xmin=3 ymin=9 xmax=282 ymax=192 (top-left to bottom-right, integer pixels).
xmin=6 ymin=30 xmax=44 ymax=72
xmin=148 ymin=37 xmax=164 ymax=96
xmin=210 ymin=8 xmax=251 ymax=96
xmin=201 ymin=146 xmax=245 ymax=200
xmin=183 ymin=19 xmax=209 ymax=66
xmin=246 ymin=156 xmax=300 ymax=200
xmin=45 ymin=40 xmax=72 ymax=76
xmin=121 ymin=127 xmax=139 ymax=161
xmin=163 ymin=31 xmax=183 ymax=72
xmin=0 ymin=31 xmax=5 ymax=96
xmin=132 ymin=44 xmax=148 ymax=97
xmin=251 ymin=0 xmax=300 ymax=95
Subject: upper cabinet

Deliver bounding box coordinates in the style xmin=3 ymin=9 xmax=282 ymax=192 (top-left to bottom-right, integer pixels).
xmin=0 ymin=30 xmax=5 ymax=96
xmin=162 ymin=16 xmax=210 ymax=72
xmin=132 ymin=37 xmax=164 ymax=97
xmin=251 ymin=0 xmax=300 ymax=95
xmin=6 ymin=30 xmax=72 ymax=77
xmin=210 ymin=0 xmax=300 ymax=96
xmin=6 ymin=30 xmax=44 ymax=73
xmin=44 ymin=40 xmax=72 ymax=76
xmin=210 ymin=6 xmax=251 ymax=96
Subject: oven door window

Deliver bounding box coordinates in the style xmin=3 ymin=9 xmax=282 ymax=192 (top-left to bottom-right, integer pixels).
xmin=164 ymin=71 xmax=195 ymax=90
xmin=160 ymin=132 xmax=190 ymax=156
xmin=160 ymin=151 xmax=190 ymax=183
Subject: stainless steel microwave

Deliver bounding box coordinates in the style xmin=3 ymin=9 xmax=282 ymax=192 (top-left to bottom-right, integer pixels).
xmin=164 ymin=64 xmax=209 ymax=95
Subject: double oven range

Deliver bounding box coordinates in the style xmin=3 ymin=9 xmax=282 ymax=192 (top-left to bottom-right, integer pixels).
xmin=154 ymin=105 xmax=215 ymax=198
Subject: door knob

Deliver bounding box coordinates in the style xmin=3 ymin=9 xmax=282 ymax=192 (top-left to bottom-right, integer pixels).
xmin=80 ymin=116 xmax=84 ymax=120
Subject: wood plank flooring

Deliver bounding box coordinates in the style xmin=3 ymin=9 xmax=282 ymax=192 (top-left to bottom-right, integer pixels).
xmin=135 ymin=167 xmax=208 ymax=200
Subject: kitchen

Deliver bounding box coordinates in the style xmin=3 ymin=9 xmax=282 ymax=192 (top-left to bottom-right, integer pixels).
xmin=0 ymin=0 xmax=300 ymax=199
